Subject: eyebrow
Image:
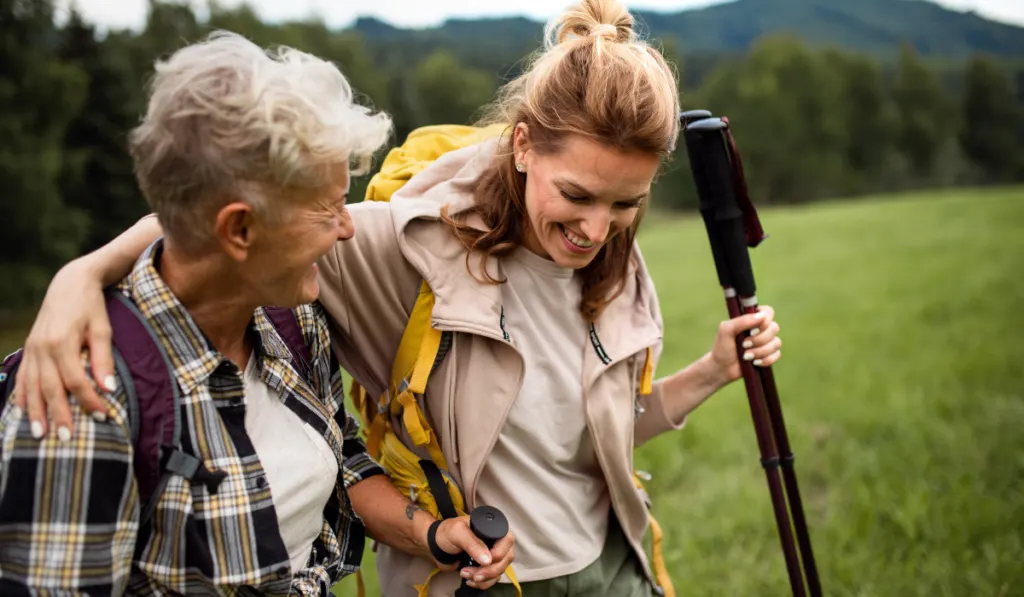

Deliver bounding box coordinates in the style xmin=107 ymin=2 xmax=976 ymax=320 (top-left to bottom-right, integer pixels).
xmin=558 ymin=179 xmax=648 ymax=202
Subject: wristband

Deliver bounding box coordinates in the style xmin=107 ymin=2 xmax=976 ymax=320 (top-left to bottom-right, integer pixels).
xmin=427 ymin=519 xmax=462 ymax=565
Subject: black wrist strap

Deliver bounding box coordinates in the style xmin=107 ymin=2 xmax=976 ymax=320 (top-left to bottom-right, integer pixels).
xmin=428 ymin=519 xmax=462 ymax=565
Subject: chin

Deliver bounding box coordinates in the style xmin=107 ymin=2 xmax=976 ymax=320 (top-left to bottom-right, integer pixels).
xmin=546 ymin=237 xmax=600 ymax=270
xmin=297 ymin=280 xmax=320 ymax=305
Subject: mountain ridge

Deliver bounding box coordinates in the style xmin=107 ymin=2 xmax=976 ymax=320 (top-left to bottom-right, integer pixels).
xmin=349 ymin=0 xmax=1024 ymax=59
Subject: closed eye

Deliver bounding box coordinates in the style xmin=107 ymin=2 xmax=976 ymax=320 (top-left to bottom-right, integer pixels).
xmin=560 ymin=189 xmax=590 ymax=203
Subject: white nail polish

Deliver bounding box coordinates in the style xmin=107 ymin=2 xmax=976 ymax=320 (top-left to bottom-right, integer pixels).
xmin=31 ymin=421 xmax=44 ymax=439
xmin=57 ymin=427 xmax=71 ymax=442
xmin=92 ymin=410 xmax=107 ymax=423
xmin=743 ymin=352 xmax=754 ymax=361
xmin=103 ymin=375 xmax=117 ymax=392
xmin=754 ymin=359 xmax=763 ymax=367
xmin=10 ymin=406 xmax=22 ymax=420
xmin=742 ymin=340 xmax=753 ymax=349
xmin=750 ymin=327 xmax=761 ymax=337
xmin=754 ymin=312 xmax=766 ymax=320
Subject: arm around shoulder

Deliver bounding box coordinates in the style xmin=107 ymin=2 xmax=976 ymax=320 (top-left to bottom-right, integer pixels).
xmin=315 ymin=201 xmax=423 ymax=398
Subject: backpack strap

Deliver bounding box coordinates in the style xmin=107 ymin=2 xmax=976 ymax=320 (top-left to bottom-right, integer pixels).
xmin=104 ymin=290 xmax=226 ymax=531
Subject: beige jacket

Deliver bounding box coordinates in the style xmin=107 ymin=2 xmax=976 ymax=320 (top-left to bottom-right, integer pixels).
xmin=315 ymin=137 xmax=687 ymax=596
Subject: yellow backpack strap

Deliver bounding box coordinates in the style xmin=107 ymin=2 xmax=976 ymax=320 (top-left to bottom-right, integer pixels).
xmin=640 ymin=346 xmax=654 ymax=396
xmin=634 ymin=472 xmax=675 ymax=597
xmin=384 ymin=280 xmax=449 ymax=468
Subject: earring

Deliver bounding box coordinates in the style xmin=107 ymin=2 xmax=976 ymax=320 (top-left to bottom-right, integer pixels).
xmin=516 ymin=163 xmax=525 ymax=173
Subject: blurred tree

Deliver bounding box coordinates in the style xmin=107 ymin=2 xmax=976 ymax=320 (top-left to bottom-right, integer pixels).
xmin=411 ymin=49 xmax=496 ymax=126
xmin=57 ymin=9 xmax=148 ymax=253
xmin=0 ymin=0 xmax=89 ymax=309
xmin=823 ymin=50 xmax=899 ymax=194
xmin=892 ymin=44 xmax=953 ymax=180
xmin=958 ymin=54 xmax=1021 ymax=182
xmin=695 ymin=36 xmax=846 ymax=204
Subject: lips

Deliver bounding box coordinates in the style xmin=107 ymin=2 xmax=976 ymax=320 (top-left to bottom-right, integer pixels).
xmin=559 ymin=224 xmax=597 ymax=254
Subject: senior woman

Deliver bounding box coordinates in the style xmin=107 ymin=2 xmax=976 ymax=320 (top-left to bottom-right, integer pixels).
xmin=0 ymin=32 xmax=512 ymax=595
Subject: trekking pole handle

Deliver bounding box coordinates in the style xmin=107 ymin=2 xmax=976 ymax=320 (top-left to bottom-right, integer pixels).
xmin=454 ymin=506 xmax=510 ymax=596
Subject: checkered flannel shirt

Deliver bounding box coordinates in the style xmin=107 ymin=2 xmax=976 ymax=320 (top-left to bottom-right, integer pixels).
xmin=0 ymin=240 xmax=386 ymax=596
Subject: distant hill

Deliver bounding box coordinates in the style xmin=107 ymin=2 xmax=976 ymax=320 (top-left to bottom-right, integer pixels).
xmin=351 ymin=0 xmax=1024 ymax=61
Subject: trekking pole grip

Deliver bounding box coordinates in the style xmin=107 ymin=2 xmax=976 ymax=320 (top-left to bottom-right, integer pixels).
xmin=454 ymin=506 xmax=509 ymax=596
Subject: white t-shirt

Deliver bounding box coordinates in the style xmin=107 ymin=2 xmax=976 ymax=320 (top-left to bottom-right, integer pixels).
xmin=474 ymin=247 xmax=611 ymax=582
xmin=243 ymin=352 xmax=339 ymax=574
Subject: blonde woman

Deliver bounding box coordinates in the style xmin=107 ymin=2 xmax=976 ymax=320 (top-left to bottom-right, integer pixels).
xmin=12 ymin=1 xmax=783 ymax=595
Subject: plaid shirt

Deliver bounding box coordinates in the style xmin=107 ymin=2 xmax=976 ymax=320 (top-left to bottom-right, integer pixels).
xmin=0 ymin=241 xmax=386 ymax=596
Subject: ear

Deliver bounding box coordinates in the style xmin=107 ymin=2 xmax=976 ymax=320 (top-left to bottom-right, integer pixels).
xmin=513 ymin=123 xmax=531 ymax=165
xmin=213 ymin=202 xmax=256 ymax=262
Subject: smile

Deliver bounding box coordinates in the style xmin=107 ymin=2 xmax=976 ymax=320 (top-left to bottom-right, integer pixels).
xmin=559 ymin=224 xmax=596 ymax=252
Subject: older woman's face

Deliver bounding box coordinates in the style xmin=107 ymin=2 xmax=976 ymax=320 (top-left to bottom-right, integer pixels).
xmin=514 ymin=128 xmax=660 ymax=269
xmin=245 ymin=166 xmax=354 ymax=308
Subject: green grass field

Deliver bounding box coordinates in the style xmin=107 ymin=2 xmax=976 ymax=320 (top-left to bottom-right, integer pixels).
xmin=330 ymin=187 xmax=1024 ymax=597
xmin=2 ymin=187 xmax=1022 ymax=596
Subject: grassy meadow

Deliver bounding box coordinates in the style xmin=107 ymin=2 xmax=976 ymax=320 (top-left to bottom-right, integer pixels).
xmin=332 ymin=186 xmax=1024 ymax=597
xmin=1 ymin=187 xmax=1021 ymax=596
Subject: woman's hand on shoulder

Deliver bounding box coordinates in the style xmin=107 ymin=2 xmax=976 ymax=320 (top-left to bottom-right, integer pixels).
xmin=14 ymin=258 xmax=115 ymax=440
xmin=706 ymin=305 xmax=782 ymax=386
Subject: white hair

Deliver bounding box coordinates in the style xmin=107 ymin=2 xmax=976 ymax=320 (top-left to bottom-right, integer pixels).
xmin=129 ymin=30 xmax=392 ymax=249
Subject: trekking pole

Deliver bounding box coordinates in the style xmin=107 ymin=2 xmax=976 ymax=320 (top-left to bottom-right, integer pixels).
xmin=680 ymin=111 xmax=823 ymax=597
xmin=454 ymin=506 xmax=511 ymax=596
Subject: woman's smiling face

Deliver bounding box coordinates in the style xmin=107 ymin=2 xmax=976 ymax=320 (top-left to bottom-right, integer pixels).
xmin=514 ymin=124 xmax=660 ymax=269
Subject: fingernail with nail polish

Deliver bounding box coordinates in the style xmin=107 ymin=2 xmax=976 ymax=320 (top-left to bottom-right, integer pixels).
xmin=461 ymin=570 xmax=472 ymax=579
xmin=750 ymin=327 xmax=761 ymax=336
xmin=92 ymin=410 xmax=107 ymax=423
xmin=743 ymin=352 xmax=754 ymax=361
xmin=742 ymin=339 xmax=753 ymax=349
xmin=104 ymin=375 xmax=117 ymax=392
xmin=754 ymin=359 xmax=763 ymax=367
xmin=58 ymin=427 xmax=72 ymax=442
xmin=31 ymin=421 xmax=44 ymax=439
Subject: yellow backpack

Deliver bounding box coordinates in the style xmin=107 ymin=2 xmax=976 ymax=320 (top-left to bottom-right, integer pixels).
xmin=347 ymin=123 xmax=675 ymax=597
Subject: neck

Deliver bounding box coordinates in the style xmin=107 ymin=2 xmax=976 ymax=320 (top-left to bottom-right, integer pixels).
xmin=158 ymin=243 xmax=256 ymax=370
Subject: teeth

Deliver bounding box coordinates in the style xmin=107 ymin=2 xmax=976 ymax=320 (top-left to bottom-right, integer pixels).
xmin=561 ymin=225 xmax=594 ymax=248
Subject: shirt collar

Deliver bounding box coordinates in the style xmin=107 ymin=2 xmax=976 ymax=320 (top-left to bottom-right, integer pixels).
xmin=120 ymin=239 xmax=294 ymax=395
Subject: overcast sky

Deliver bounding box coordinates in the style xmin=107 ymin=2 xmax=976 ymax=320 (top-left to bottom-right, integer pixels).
xmin=57 ymin=0 xmax=1024 ymax=31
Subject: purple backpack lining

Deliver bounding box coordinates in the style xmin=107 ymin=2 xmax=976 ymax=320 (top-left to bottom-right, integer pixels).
xmin=0 ymin=290 xmax=313 ymax=528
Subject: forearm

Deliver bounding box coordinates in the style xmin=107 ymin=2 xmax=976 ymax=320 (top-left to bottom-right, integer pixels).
xmin=658 ymin=352 xmax=731 ymax=423
xmin=347 ymin=474 xmax=434 ymax=560
xmin=80 ymin=213 xmax=163 ymax=286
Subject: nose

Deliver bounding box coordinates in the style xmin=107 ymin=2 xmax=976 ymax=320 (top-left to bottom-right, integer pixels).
xmin=579 ymin=206 xmax=612 ymax=245
xmin=336 ymin=214 xmax=355 ymax=242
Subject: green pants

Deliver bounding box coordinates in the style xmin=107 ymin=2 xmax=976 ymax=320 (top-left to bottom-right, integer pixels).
xmin=487 ymin=514 xmax=655 ymax=597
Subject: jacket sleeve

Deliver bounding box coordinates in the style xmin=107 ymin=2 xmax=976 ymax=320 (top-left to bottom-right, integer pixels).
xmin=315 ymin=201 xmax=424 ymax=400
xmin=0 ymin=366 xmax=137 ymax=596
xmin=632 ymin=248 xmax=688 ymax=447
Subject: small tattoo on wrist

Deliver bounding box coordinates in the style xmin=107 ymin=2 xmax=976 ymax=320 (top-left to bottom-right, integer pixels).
xmin=405 ymin=503 xmax=422 ymax=520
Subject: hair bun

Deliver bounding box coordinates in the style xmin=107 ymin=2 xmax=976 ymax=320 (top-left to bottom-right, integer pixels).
xmin=545 ymin=0 xmax=636 ymax=47
xmin=590 ymin=23 xmax=619 ymax=40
